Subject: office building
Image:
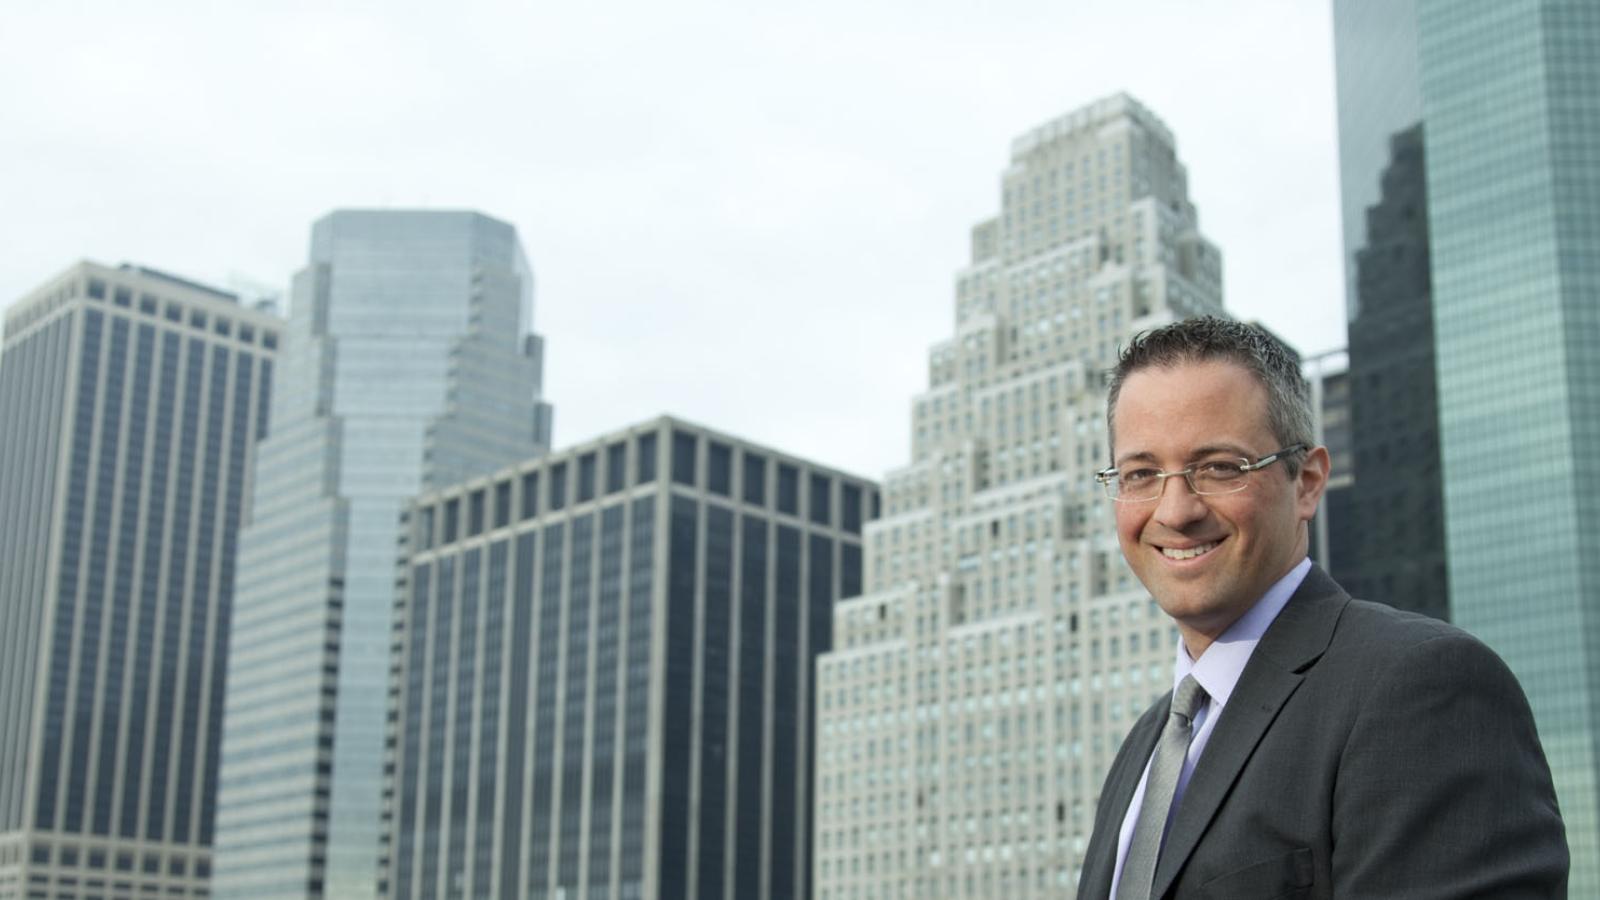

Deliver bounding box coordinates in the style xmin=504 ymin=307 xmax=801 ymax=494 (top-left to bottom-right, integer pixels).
xmin=1302 ymin=350 xmax=1353 ymax=575
xmin=383 ymin=418 xmax=874 ymax=899
xmin=812 ymin=94 xmax=1223 ymax=898
xmin=1417 ymin=0 xmax=1600 ymax=888
xmin=213 ymin=210 xmax=553 ymax=899
xmin=1335 ymin=124 xmax=1447 ymax=619
xmin=1335 ymin=0 xmax=1600 ymax=886
xmin=0 ymin=262 xmax=279 ymax=899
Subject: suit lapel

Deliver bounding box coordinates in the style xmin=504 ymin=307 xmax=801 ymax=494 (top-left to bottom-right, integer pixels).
xmin=1149 ymin=566 xmax=1349 ymax=899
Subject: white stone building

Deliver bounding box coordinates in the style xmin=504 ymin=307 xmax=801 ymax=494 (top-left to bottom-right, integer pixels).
xmin=813 ymin=94 xmax=1225 ymax=899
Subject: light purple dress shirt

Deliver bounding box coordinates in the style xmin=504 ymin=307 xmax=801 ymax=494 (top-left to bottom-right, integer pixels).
xmin=1105 ymin=557 xmax=1311 ymax=899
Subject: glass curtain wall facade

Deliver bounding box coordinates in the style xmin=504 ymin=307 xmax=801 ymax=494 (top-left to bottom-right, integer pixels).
xmin=1330 ymin=0 xmax=1449 ymax=621
xmin=1332 ymin=0 xmax=1424 ymax=322
xmin=0 ymin=262 xmax=279 ymax=899
xmin=1417 ymin=0 xmax=1600 ymax=889
xmin=1338 ymin=125 xmax=1448 ymax=620
xmin=813 ymin=94 xmax=1223 ymax=898
xmin=213 ymin=211 xmax=553 ymax=899
xmin=384 ymin=419 xmax=875 ymax=900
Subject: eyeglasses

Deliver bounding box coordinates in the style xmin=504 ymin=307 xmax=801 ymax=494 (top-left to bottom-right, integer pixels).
xmin=1094 ymin=444 xmax=1307 ymax=503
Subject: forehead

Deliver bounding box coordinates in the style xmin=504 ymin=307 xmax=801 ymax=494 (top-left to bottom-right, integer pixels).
xmin=1112 ymin=360 xmax=1272 ymax=453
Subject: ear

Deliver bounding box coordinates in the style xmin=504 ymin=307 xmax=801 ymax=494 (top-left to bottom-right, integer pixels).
xmin=1295 ymin=445 xmax=1331 ymax=521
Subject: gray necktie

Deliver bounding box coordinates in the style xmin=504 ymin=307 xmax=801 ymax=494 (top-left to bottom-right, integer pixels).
xmin=1116 ymin=675 xmax=1208 ymax=900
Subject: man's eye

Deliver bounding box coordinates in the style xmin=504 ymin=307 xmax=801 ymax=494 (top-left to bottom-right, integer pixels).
xmin=1196 ymin=461 xmax=1246 ymax=480
xmin=1120 ymin=468 xmax=1159 ymax=485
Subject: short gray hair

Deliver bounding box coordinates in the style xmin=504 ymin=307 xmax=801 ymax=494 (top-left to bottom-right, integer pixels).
xmin=1106 ymin=316 xmax=1313 ymax=475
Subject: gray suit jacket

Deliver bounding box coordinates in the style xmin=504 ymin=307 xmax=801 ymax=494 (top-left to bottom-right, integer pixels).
xmin=1077 ymin=565 xmax=1567 ymax=899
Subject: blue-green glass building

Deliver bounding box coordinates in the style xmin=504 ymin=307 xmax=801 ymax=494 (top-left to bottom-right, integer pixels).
xmin=1419 ymin=0 xmax=1600 ymax=888
xmin=212 ymin=210 xmax=553 ymax=899
xmin=1338 ymin=0 xmax=1600 ymax=888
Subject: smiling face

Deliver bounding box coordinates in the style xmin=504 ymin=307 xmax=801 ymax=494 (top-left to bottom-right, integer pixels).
xmin=1110 ymin=359 xmax=1329 ymax=658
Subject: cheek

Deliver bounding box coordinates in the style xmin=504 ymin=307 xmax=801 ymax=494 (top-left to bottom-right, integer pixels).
xmin=1114 ymin=508 xmax=1147 ymax=544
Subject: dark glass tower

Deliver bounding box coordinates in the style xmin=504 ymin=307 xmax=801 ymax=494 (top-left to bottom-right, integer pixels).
xmin=1335 ymin=125 xmax=1448 ymax=621
xmin=0 ymin=262 xmax=278 ymax=899
xmin=383 ymin=418 xmax=875 ymax=900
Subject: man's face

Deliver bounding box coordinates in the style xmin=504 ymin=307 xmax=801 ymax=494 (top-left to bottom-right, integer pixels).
xmin=1110 ymin=359 xmax=1328 ymax=656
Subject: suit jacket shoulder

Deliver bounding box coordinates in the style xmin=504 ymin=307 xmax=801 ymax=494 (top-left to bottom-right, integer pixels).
xmin=1079 ymin=565 xmax=1569 ymax=900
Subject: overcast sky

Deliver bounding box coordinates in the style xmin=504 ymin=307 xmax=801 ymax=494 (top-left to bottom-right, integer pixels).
xmin=1 ymin=0 xmax=1344 ymax=479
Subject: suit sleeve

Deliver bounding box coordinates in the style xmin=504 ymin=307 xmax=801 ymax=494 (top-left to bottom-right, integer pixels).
xmin=1332 ymin=631 xmax=1568 ymax=898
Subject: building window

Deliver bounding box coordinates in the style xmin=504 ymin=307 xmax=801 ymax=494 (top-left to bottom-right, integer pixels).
xmin=578 ymin=452 xmax=597 ymax=502
xmin=810 ymin=473 xmax=832 ymax=526
xmin=495 ymin=479 xmax=512 ymax=529
xmin=637 ymin=432 xmax=658 ymax=483
xmin=672 ymin=430 xmax=697 ymax=486
xmin=419 ymin=506 xmax=435 ymax=550
xmin=743 ymin=452 xmax=767 ymax=506
xmin=521 ymin=471 xmax=540 ymax=520
xmin=778 ymin=463 xmax=799 ymax=515
xmin=842 ymin=484 xmax=863 ymax=534
xmin=443 ymin=498 xmax=460 ymax=544
xmin=708 ymin=442 xmax=732 ymax=496
xmin=606 ymin=442 xmax=627 ymax=493
xmin=549 ymin=462 xmax=568 ymax=511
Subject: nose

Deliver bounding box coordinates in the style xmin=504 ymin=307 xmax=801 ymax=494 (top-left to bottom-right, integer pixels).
xmin=1152 ymin=471 xmax=1209 ymax=529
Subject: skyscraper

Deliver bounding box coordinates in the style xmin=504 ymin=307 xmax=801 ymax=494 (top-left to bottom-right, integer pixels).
xmin=1330 ymin=0 xmax=1449 ymax=623
xmin=1334 ymin=0 xmax=1600 ymax=886
xmin=1417 ymin=0 xmax=1600 ymax=888
xmin=384 ymin=418 xmax=875 ymax=900
xmin=1330 ymin=0 xmax=1425 ymax=319
xmin=1338 ymin=125 xmax=1448 ymax=619
xmin=0 ymin=262 xmax=279 ymax=899
xmin=812 ymin=94 xmax=1222 ymax=898
xmin=213 ymin=210 xmax=553 ymax=899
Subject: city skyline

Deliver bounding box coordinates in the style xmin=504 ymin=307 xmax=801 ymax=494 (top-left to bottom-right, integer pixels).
xmin=0 ymin=1 xmax=1344 ymax=480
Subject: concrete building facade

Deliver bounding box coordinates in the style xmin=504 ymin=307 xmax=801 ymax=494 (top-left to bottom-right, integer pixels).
xmin=812 ymin=94 xmax=1223 ymax=898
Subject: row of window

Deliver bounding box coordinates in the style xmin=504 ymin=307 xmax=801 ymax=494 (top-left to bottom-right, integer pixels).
xmin=84 ymin=278 xmax=279 ymax=351
xmin=417 ymin=429 xmax=877 ymax=550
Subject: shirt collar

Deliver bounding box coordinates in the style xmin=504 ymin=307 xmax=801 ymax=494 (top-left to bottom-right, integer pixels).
xmin=1172 ymin=557 xmax=1311 ymax=711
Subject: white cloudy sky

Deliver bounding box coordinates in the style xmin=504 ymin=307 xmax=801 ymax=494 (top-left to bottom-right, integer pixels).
xmin=0 ymin=0 xmax=1344 ymax=479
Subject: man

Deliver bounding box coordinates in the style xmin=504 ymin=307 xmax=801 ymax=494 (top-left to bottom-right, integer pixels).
xmin=1077 ymin=317 xmax=1567 ymax=899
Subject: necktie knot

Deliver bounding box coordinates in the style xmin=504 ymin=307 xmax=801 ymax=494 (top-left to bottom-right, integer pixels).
xmin=1170 ymin=675 xmax=1207 ymax=726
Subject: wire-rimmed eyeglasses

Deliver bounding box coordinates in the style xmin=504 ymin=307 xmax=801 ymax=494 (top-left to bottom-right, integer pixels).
xmin=1094 ymin=444 xmax=1307 ymax=503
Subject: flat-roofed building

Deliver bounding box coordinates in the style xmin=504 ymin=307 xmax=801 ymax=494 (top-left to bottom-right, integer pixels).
xmin=384 ymin=417 xmax=875 ymax=900
xmin=0 ymin=262 xmax=280 ymax=899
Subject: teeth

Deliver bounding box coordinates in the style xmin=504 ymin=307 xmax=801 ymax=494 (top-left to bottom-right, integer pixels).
xmin=1162 ymin=542 xmax=1217 ymax=560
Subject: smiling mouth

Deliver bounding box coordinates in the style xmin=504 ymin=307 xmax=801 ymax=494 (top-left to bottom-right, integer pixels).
xmin=1161 ymin=541 xmax=1219 ymax=561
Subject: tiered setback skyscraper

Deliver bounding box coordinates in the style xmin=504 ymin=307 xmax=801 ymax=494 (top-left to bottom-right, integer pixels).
xmin=384 ymin=418 xmax=875 ymax=900
xmin=213 ymin=211 xmax=553 ymax=899
xmin=1417 ymin=0 xmax=1600 ymax=888
xmin=0 ymin=263 xmax=279 ymax=899
xmin=812 ymin=94 xmax=1223 ymax=898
